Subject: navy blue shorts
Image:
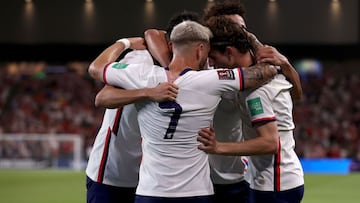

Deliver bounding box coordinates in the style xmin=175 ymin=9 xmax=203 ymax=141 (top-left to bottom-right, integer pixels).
xmin=213 ymin=180 xmax=250 ymax=203
xmin=249 ymin=185 xmax=304 ymax=203
xmin=135 ymin=195 xmax=214 ymax=203
xmin=86 ymin=176 xmax=136 ymax=203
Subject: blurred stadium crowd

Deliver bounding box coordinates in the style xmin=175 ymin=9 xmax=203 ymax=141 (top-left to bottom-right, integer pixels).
xmin=0 ymin=62 xmax=103 ymax=161
xmin=293 ymin=62 xmax=360 ymax=160
xmin=0 ymin=61 xmax=359 ymax=162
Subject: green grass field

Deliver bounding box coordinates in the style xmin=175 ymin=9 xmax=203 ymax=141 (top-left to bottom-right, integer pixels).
xmin=302 ymin=173 xmax=360 ymax=203
xmin=0 ymin=169 xmax=359 ymax=203
xmin=0 ymin=169 xmax=85 ymax=203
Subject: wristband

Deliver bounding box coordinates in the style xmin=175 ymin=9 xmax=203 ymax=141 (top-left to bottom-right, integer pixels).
xmin=116 ymin=38 xmax=131 ymax=50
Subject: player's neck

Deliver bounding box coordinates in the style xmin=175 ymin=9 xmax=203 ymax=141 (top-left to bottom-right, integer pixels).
xmin=169 ymin=57 xmax=197 ymax=72
xmin=167 ymin=57 xmax=196 ymax=82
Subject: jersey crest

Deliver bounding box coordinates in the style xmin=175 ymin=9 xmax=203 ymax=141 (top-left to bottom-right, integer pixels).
xmin=217 ymin=69 xmax=235 ymax=80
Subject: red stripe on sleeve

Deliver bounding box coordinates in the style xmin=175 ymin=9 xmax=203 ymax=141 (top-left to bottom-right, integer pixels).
xmin=251 ymin=116 xmax=276 ymax=126
xmin=237 ymin=68 xmax=244 ymax=91
xmin=103 ymin=63 xmax=112 ymax=84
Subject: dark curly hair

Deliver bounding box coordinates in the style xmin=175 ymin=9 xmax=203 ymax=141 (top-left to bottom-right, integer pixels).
xmin=205 ymin=16 xmax=251 ymax=54
xmin=203 ymin=0 xmax=246 ymax=22
xmin=165 ymin=10 xmax=200 ymax=41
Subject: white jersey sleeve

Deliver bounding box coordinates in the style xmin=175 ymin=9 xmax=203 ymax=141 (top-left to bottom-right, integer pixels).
xmin=180 ymin=68 xmax=244 ymax=96
xmin=245 ymin=74 xmax=294 ymax=130
xmin=245 ymin=86 xmax=276 ymax=126
xmin=103 ymin=62 xmax=167 ymax=89
xmin=119 ymin=50 xmax=154 ymax=65
xmin=212 ymin=68 xmax=244 ymax=93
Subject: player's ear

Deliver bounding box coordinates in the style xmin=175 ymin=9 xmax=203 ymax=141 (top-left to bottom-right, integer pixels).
xmin=195 ymin=43 xmax=207 ymax=62
xmin=225 ymin=46 xmax=234 ymax=61
xmin=168 ymin=41 xmax=173 ymax=53
xmin=195 ymin=43 xmax=203 ymax=61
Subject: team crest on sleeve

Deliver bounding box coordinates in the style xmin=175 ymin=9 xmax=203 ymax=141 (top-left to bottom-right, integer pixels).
xmin=216 ymin=69 xmax=235 ymax=80
xmin=247 ymin=97 xmax=264 ymax=116
xmin=111 ymin=63 xmax=129 ymax=69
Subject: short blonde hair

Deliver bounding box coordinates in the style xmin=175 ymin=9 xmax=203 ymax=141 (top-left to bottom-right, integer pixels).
xmin=170 ymin=21 xmax=213 ymax=49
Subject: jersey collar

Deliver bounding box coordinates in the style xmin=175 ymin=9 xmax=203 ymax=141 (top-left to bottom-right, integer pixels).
xmin=165 ymin=67 xmax=193 ymax=76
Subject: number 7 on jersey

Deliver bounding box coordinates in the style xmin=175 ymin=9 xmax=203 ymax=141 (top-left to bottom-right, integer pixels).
xmin=159 ymin=101 xmax=182 ymax=139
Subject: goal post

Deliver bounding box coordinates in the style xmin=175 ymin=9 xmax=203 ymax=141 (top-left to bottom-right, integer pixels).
xmin=0 ymin=133 xmax=84 ymax=171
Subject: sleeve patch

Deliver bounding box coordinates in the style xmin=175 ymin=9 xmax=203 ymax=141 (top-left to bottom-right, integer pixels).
xmin=111 ymin=63 xmax=129 ymax=69
xmin=247 ymin=97 xmax=264 ymax=116
xmin=217 ymin=69 xmax=235 ymax=80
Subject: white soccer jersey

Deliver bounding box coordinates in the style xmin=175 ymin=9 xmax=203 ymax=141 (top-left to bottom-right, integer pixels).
xmin=239 ymin=74 xmax=304 ymax=191
xmin=209 ymin=91 xmax=247 ymax=184
xmin=86 ymin=50 xmax=153 ymax=187
xmin=104 ymin=63 xmax=245 ymax=197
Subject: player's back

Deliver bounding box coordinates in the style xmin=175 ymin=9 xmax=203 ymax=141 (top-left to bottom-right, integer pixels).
xmin=135 ymin=68 xmax=243 ymax=197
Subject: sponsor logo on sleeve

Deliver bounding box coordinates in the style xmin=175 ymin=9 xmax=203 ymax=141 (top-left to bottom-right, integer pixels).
xmin=111 ymin=63 xmax=129 ymax=69
xmin=217 ymin=69 xmax=235 ymax=80
xmin=247 ymin=97 xmax=264 ymax=116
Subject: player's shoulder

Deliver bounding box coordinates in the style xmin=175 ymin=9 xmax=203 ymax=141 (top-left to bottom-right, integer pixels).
xmin=272 ymin=74 xmax=292 ymax=86
xmin=121 ymin=50 xmax=154 ymax=65
xmin=247 ymin=77 xmax=288 ymax=101
xmin=107 ymin=61 xmax=163 ymax=76
xmin=261 ymin=74 xmax=293 ymax=96
xmin=246 ymin=83 xmax=270 ymax=100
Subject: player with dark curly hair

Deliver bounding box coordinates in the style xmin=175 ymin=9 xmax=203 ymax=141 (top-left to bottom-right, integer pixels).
xmin=198 ymin=15 xmax=305 ymax=203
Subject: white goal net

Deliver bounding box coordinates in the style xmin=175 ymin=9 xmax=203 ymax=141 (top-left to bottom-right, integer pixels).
xmin=0 ymin=133 xmax=84 ymax=170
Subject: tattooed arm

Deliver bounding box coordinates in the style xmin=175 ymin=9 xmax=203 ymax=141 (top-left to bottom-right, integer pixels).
xmin=241 ymin=63 xmax=278 ymax=90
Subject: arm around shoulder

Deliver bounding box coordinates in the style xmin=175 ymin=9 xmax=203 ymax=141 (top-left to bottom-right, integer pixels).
xmin=144 ymin=29 xmax=171 ymax=67
xmin=95 ymin=83 xmax=179 ymax=108
xmin=280 ymin=61 xmax=303 ymax=101
xmin=88 ymin=37 xmax=147 ymax=82
xmin=255 ymin=45 xmax=303 ymax=101
xmin=240 ymin=63 xmax=278 ymax=91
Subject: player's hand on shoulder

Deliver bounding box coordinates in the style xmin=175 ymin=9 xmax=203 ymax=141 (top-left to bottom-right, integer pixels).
xmin=256 ymin=45 xmax=289 ymax=67
xmin=197 ymin=127 xmax=218 ymax=154
xmin=147 ymin=82 xmax=179 ymax=102
xmin=128 ymin=37 xmax=147 ymax=50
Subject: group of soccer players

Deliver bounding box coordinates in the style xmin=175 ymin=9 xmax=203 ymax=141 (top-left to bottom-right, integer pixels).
xmin=85 ymin=1 xmax=305 ymax=203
